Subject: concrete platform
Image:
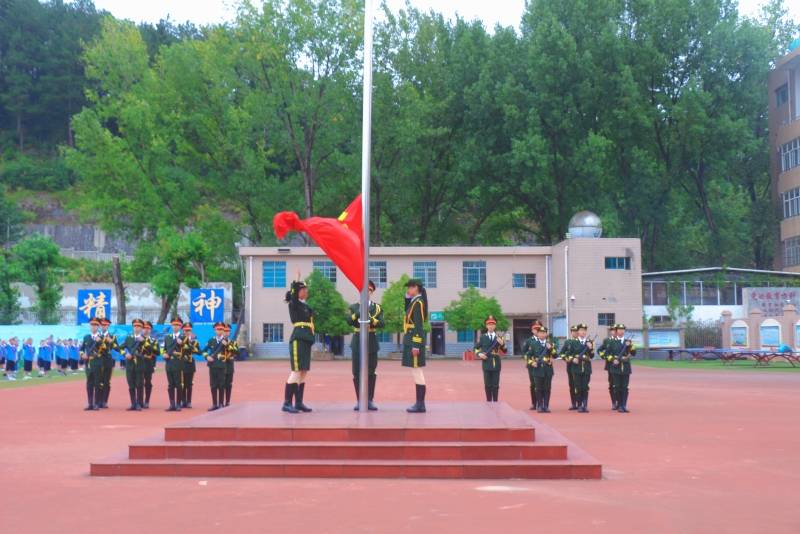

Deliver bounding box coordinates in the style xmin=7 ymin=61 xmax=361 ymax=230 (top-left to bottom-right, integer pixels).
xmin=91 ymin=401 xmax=601 ymax=479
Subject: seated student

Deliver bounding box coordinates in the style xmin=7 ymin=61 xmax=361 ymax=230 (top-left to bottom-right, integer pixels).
xmin=5 ymin=338 xmax=19 ymax=381
xmin=21 ymin=338 xmax=35 ymax=380
xmin=37 ymin=340 xmax=53 ymax=378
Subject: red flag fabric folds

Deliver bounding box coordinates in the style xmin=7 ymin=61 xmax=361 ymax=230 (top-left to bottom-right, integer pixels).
xmin=273 ymin=195 xmax=364 ymax=290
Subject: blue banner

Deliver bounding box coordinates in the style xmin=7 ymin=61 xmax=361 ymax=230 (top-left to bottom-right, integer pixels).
xmin=189 ymin=288 xmax=224 ymax=324
xmin=76 ymin=289 xmax=112 ymax=325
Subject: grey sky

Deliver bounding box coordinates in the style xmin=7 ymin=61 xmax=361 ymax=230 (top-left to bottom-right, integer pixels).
xmin=86 ymin=0 xmax=800 ymax=28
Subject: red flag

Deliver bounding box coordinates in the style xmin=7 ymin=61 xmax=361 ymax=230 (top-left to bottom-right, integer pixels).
xmin=273 ymin=195 xmax=364 ymax=290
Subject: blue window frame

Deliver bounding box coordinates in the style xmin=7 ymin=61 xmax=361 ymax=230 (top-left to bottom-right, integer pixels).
xmin=376 ymin=331 xmax=392 ymax=343
xmin=457 ymin=330 xmax=473 ymax=343
xmin=604 ymin=257 xmax=631 ymax=270
xmin=312 ymin=260 xmax=337 ymax=283
xmin=463 ymin=261 xmax=486 ymax=288
xmin=262 ymin=323 xmax=284 ymax=342
xmin=512 ymin=273 xmax=536 ymax=288
xmin=369 ymin=261 xmax=387 ymax=288
xmin=262 ymin=261 xmax=287 ymax=288
xmin=413 ymin=261 xmax=437 ymax=288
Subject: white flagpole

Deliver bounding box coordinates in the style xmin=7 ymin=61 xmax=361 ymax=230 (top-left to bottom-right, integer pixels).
xmin=358 ymin=0 xmax=375 ymax=413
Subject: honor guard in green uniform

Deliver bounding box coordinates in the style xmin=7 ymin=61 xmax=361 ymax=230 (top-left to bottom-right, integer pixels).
xmin=524 ymin=325 xmax=557 ymax=413
xmin=203 ymin=322 xmax=228 ymax=411
xmin=600 ymin=324 xmax=635 ymax=413
xmin=97 ymin=317 xmax=119 ymax=409
xmin=223 ymin=323 xmax=237 ymax=407
xmin=122 ymin=319 xmax=146 ymax=411
xmin=80 ymin=317 xmax=102 ymax=410
xmin=141 ymin=321 xmax=157 ymax=408
xmin=162 ymin=317 xmax=185 ymax=412
xmin=598 ymin=325 xmax=617 ymax=409
xmin=403 ymin=279 xmax=428 ymax=413
xmin=283 ymin=273 xmax=314 ymax=414
xmin=520 ymin=322 xmax=543 ymax=410
xmin=562 ymin=323 xmax=594 ymax=413
xmin=179 ymin=322 xmax=200 ymax=408
xmin=474 ymin=315 xmax=507 ymax=402
xmin=560 ymin=325 xmax=581 ymax=410
xmin=349 ymin=280 xmax=385 ymax=411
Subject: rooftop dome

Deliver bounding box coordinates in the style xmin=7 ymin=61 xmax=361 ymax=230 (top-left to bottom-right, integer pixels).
xmin=568 ymin=211 xmax=602 ymax=238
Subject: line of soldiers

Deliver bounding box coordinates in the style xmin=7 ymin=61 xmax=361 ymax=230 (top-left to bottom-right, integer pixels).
xmin=476 ymin=319 xmax=635 ymax=413
xmin=78 ymin=316 xmax=237 ymax=412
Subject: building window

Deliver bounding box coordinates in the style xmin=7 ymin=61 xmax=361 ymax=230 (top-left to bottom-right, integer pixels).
xmin=262 ymin=261 xmax=287 ymax=288
xmin=376 ymin=331 xmax=392 ymax=343
xmin=685 ymin=282 xmax=702 ymax=305
xmin=604 ymin=257 xmax=631 ymax=270
xmin=643 ymin=281 xmax=669 ymax=305
xmin=413 ymin=261 xmax=437 ymax=288
xmin=650 ymin=315 xmax=672 ymax=324
xmin=369 ymin=261 xmax=387 ymax=288
xmin=782 ymin=187 xmax=800 ymax=219
xmin=776 ymin=84 xmax=789 ymax=108
xmin=457 ymin=329 xmax=473 ymax=343
xmin=598 ymin=313 xmax=615 ymax=326
xmin=512 ymin=273 xmax=536 ymax=288
xmin=701 ymin=283 xmax=719 ymax=305
xmin=781 ymin=137 xmax=800 ymax=173
xmin=720 ymin=283 xmax=739 ymax=305
xmin=784 ymin=236 xmax=800 ymax=267
xmin=312 ymin=260 xmax=337 ymax=283
xmin=262 ymin=323 xmax=284 ymax=342
xmin=463 ymin=261 xmax=487 ymax=288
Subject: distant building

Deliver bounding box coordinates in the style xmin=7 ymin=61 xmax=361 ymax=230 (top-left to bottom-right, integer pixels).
xmin=769 ymin=44 xmax=800 ymax=270
xmin=239 ymin=213 xmax=643 ymax=358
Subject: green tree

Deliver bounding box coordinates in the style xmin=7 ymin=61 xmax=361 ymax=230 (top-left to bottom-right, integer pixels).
xmin=444 ymin=287 xmax=509 ymax=343
xmin=0 ymin=188 xmax=25 ymax=247
xmin=0 ymin=249 xmax=21 ymax=324
xmin=380 ymin=274 xmax=411 ymax=335
xmin=304 ymin=270 xmax=350 ymax=338
xmin=12 ymin=234 xmax=62 ymax=324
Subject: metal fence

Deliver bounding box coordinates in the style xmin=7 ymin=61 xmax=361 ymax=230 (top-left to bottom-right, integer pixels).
xmin=684 ymin=320 xmax=722 ymax=348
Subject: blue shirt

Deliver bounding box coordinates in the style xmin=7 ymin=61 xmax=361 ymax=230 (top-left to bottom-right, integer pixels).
xmin=22 ymin=345 xmax=35 ymax=361
xmin=68 ymin=346 xmax=79 ymax=360
xmin=38 ymin=346 xmax=52 ymax=362
xmin=7 ymin=345 xmax=18 ymax=362
xmin=55 ymin=345 xmax=67 ymax=360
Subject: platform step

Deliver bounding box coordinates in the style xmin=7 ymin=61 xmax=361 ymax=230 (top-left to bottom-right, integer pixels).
xmin=91 ymin=458 xmax=601 ymax=479
xmin=130 ymin=440 xmax=568 ymax=461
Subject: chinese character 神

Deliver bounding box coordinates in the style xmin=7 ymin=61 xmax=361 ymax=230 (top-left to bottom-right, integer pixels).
xmin=79 ymin=292 xmax=107 ymax=319
xmin=193 ymin=290 xmax=222 ymax=319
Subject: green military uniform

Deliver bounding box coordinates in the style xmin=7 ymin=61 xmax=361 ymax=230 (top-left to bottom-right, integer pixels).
xmin=203 ymin=323 xmax=228 ymax=411
xmin=122 ymin=320 xmax=146 ymax=411
xmin=474 ymin=315 xmax=506 ymax=402
xmin=348 ymin=293 xmax=385 ymax=410
xmin=179 ymin=324 xmax=200 ymax=409
xmin=520 ymin=329 xmax=541 ymax=410
xmin=600 ymin=324 xmax=635 ymax=413
xmin=80 ymin=320 xmax=102 ymax=410
xmin=283 ymin=280 xmax=314 ymax=414
xmin=163 ymin=319 xmax=185 ymax=412
xmin=96 ymin=320 xmax=119 ymax=409
xmin=560 ymin=326 xmax=580 ymax=410
xmin=524 ymin=329 xmax=557 ymax=413
xmin=403 ymin=279 xmax=428 ymax=413
xmin=598 ymin=327 xmax=618 ymax=409
xmin=561 ymin=324 xmax=594 ymax=413
xmin=223 ymin=324 xmax=237 ymax=407
xmin=140 ymin=322 xmax=157 ymax=408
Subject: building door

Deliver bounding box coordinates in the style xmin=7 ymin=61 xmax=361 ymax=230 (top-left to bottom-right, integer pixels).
xmin=431 ymin=324 xmax=445 ymax=355
xmin=513 ymin=318 xmax=541 ymax=355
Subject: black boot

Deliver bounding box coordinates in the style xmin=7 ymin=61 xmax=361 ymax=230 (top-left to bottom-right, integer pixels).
xmin=530 ymin=386 xmax=537 ymax=410
xmin=619 ymin=390 xmax=629 ymax=413
xmin=144 ymin=384 xmax=152 ymax=408
xmin=208 ymin=388 xmax=219 ymax=411
xmin=136 ymin=386 xmax=144 ymax=410
xmin=126 ymin=388 xmax=137 ymax=411
xmin=578 ymin=391 xmax=588 ymax=413
xmin=569 ymin=389 xmax=578 ymax=410
xmin=295 ymin=382 xmax=312 ymax=412
xmin=544 ymin=390 xmax=552 ymax=413
xmin=95 ymin=387 xmax=104 ymax=409
xmin=282 ymin=383 xmax=299 ymax=413
xmin=353 ymin=377 xmax=360 ymax=411
xmin=610 ymin=387 xmax=617 ymax=410
xmin=166 ymin=387 xmax=178 ymax=412
xmin=186 ymin=386 xmax=193 ymax=409
xmin=485 ymin=386 xmax=492 ymax=402
xmin=225 ymin=386 xmax=232 ymax=406
xmin=103 ymin=385 xmax=110 ymax=408
xmin=84 ymin=384 xmax=96 ymax=410
xmin=407 ymin=384 xmax=426 ymax=413
xmin=536 ymin=390 xmax=545 ymax=413
xmin=492 ymin=387 xmax=499 ymax=402
xmin=367 ymin=374 xmax=378 ymax=411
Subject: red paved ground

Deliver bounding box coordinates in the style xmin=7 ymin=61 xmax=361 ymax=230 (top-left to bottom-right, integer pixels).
xmin=1 ymin=359 xmax=798 ymax=533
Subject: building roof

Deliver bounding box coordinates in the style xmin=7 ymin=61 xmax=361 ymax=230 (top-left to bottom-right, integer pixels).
xmin=642 ymin=267 xmax=800 ymax=278
xmin=239 ymin=245 xmax=554 ymax=257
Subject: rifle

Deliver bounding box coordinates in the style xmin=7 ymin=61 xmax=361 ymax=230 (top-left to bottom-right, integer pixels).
xmin=205 ymin=337 xmax=228 ymax=364
xmin=611 ymin=338 xmax=634 ymax=368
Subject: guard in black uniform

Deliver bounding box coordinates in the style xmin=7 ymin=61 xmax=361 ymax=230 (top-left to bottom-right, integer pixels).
xmin=97 ymin=317 xmax=119 ymax=409
xmin=180 ymin=322 xmax=200 ymax=408
xmin=204 ymin=322 xmax=228 ymax=411
xmin=474 ymin=315 xmax=506 ymax=402
xmin=520 ymin=322 xmax=542 ymax=410
xmin=122 ymin=318 xmax=145 ymax=411
xmin=349 ymin=280 xmax=384 ymax=411
xmin=80 ymin=317 xmax=102 ymax=410
xmin=567 ymin=323 xmax=594 ymax=413
xmin=223 ymin=323 xmax=237 ymax=407
xmin=525 ymin=325 xmax=557 ymax=413
xmin=163 ymin=317 xmax=185 ymax=412
xmin=403 ymin=279 xmax=428 ymax=413
xmin=598 ymin=324 xmax=622 ymax=410
xmin=283 ymin=274 xmax=314 ymax=414
xmin=602 ymin=323 xmax=635 ymax=413
xmin=141 ymin=321 xmax=157 ymax=408
xmin=560 ymin=325 xmax=580 ymax=410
